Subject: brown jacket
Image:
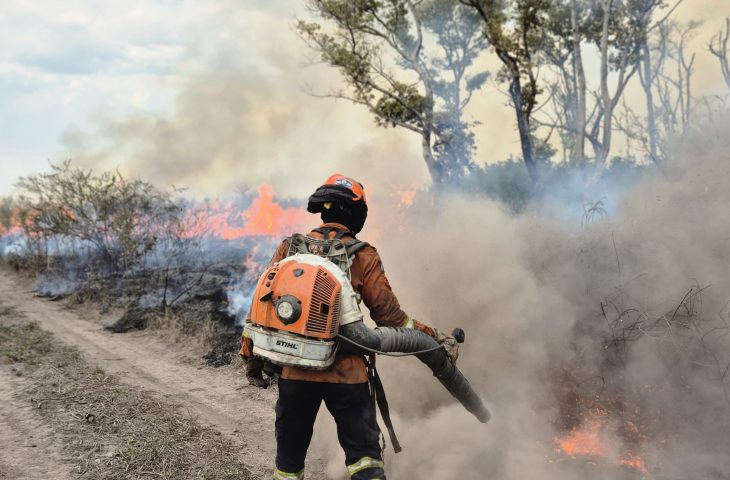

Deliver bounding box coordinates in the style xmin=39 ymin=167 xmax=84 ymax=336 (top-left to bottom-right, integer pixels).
xmin=241 ymin=222 xmax=434 ymax=383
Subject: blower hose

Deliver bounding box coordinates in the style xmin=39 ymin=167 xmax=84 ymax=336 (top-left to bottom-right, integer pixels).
xmin=337 ymin=322 xmax=490 ymax=423
xmin=336 ymin=333 xmax=445 ymax=356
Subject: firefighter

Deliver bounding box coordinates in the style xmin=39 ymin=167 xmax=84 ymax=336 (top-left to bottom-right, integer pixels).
xmin=240 ymin=174 xmax=458 ymax=480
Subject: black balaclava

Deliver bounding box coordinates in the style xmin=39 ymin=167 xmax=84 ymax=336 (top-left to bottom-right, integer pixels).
xmin=321 ymin=203 xmax=367 ymax=235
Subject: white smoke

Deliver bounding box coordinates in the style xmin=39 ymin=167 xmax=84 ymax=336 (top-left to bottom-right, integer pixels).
xmin=305 ymin=116 xmax=730 ymax=479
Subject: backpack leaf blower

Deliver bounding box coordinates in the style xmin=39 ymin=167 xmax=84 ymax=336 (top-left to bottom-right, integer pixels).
xmin=244 ymin=234 xmax=490 ymax=424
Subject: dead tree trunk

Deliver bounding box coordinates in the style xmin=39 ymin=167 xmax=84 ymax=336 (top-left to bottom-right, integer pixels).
xmin=598 ymin=0 xmax=614 ymax=165
xmin=640 ymin=40 xmax=659 ymax=162
xmin=595 ymin=0 xmax=641 ymax=167
xmin=509 ymin=73 xmax=538 ymax=183
xmin=571 ymin=0 xmax=587 ymax=163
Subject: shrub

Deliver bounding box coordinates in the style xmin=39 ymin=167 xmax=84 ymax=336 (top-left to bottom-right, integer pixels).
xmin=15 ymin=160 xmax=184 ymax=273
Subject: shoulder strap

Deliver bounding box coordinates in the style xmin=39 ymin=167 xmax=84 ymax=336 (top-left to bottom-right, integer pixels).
xmin=368 ymin=358 xmax=402 ymax=453
xmin=312 ymin=227 xmax=333 ymax=239
xmin=314 ymin=226 xmax=352 ymax=240
xmin=345 ymin=238 xmax=370 ymax=258
xmin=287 ymin=233 xmax=310 ymax=256
xmin=288 ymin=230 xmax=363 ymax=272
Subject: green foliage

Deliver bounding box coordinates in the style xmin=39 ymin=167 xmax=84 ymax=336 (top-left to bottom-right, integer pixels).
xmin=374 ymin=82 xmax=431 ymax=127
xmin=298 ymin=0 xmax=487 ymax=184
xmin=474 ymin=0 xmax=551 ymax=110
xmin=15 ymin=160 xmax=184 ymax=272
xmin=462 ymin=156 xmax=650 ymax=212
xmin=463 ymin=159 xmax=535 ymax=212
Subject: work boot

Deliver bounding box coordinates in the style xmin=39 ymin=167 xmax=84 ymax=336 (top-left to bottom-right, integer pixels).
xmin=351 ymin=471 xmax=385 ymax=480
xmin=348 ymin=456 xmax=386 ymax=479
xmin=272 ymin=468 xmax=304 ymax=480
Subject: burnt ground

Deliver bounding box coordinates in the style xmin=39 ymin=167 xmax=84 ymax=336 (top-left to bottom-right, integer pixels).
xmin=104 ymin=300 xmax=241 ymax=368
xmin=0 ymin=272 xmax=334 ymax=479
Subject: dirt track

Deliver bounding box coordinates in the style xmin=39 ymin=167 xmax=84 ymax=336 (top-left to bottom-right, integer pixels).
xmin=0 ymin=367 xmax=73 ymax=480
xmin=0 ymin=272 xmax=332 ymax=479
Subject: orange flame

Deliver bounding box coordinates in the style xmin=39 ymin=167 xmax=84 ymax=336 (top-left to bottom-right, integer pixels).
xmin=184 ymin=185 xmax=310 ymax=240
xmin=0 ymin=203 xmax=26 ymax=237
xmin=395 ymin=181 xmax=419 ymax=207
xmin=554 ymin=408 xmax=649 ymax=474
xmin=555 ymin=416 xmax=606 ymax=457
xmin=619 ymin=453 xmax=648 ymax=474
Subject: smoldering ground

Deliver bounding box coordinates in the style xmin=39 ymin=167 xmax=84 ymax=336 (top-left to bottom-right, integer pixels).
xmin=305 ymin=117 xmax=730 ymax=479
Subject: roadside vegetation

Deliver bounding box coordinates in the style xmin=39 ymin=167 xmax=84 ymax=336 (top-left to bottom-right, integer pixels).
xmin=0 ymin=161 xmax=245 ymax=367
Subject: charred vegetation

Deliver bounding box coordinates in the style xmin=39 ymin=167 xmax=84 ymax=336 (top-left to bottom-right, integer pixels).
xmin=0 ymin=162 xmax=258 ymax=367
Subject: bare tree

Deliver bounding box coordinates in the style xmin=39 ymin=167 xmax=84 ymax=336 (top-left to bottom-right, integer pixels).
xmin=539 ymin=0 xmax=598 ymax=164
xmin=638 ymin=26 xmax=666 ymax=162
xmin=670 ymin=23 xmax=697 ymax=133
xmin=709 ymin=18 xmax=730 ymax=89
xmin=593 ymin=1 xmax=634 ymax=165
xmin=570 ymin=0 xmax=588 ymax=163
xmin=651 ymin=22 xmax=699 ymax=155
xmin=613 ymin=19 xmax=698 ymax=163
xmin=637 ymin=0 xmax=686 ymax=163
xmin=532 ymin=0 xmax=687 ymax=170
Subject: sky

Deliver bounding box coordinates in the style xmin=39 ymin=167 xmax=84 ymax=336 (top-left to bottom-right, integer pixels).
xmin=1 ymin=0 xmax=729 ymax=198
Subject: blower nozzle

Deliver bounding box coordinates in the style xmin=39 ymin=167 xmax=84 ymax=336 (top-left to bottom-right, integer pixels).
xmin=338 ymin=322 xmax=490 ymax=423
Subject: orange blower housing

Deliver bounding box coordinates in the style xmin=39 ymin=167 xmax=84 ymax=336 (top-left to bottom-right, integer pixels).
xmin=251 ymin=259 xmax=342 ymax=340
xmin=245 ymin=233 xmax=365 ymax=370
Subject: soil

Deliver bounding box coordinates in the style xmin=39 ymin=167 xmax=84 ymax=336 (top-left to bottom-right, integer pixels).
xmin=0 ymin=368 xmax=72 ymax=480
xmin=0 ymin=272 xmax=333 ymax=479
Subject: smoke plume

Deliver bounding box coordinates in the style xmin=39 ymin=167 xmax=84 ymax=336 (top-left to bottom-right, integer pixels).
xmin=59 ymin=2 xmax=431 ymax=200
xmin=306 ymin=117 xmax=730 ymax=479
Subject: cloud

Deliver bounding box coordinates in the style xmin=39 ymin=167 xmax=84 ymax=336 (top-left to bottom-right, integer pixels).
xmin=0 ymin=1 xmax=191 ymax=75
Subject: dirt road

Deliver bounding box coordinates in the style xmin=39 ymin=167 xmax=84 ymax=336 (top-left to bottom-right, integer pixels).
xmin=0 ymin=272 xmax=332 ymax=478
xmin=0 ymin=367 xmax=73 ymax=480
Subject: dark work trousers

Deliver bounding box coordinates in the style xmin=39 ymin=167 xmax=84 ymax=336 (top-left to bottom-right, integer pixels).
xmin=275 ymin=378 xmax=383 ymax=475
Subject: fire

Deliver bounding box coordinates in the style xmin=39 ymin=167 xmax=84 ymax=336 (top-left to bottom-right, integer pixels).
xmin=395 ymin=181 xmax=419 ymax=207
xmin=0 ymin=204 xmax=27 ymax=237
xmin=555 ymin=415 xmax=606 ymax=456
xmin=1 ymin=181 xmax=428 ymax=255
xmin=362 ymin=181 xmax=424 ymax=243
xmin=619 ymin=453 xmax=648 ymax=474
xmin=184 ymin=184 xmax=310 ymax=240
xmin=554 ymin=408 xmax=649 ymax=475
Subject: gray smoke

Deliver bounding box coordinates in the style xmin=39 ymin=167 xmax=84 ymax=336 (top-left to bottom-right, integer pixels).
xmin=224 ymin=238 xmax=280 ymax=326
xmin=0 ymin=233 xmax=26 ymax=257
xmin=35 ymin=274 xmax=79 ymax=298
xmin=306 ymin=116 xmax=730 ymax=479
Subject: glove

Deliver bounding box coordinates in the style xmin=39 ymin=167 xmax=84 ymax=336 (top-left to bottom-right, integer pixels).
xmin=246 ymin=357 xmax=269 ymax=389
xmin=432 ymin=328 xmax=459 ymax=365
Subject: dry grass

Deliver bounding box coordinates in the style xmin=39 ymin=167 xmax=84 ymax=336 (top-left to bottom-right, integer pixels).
xmin=0 ymin=317 xmax=255 ymax=480
xmin=0 ymin=310 xmax=57 ymax=365
xmin=144 ymin=306 xmax=242 ymax=367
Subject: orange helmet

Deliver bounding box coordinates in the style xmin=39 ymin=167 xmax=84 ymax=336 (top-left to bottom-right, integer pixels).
xmin=307 ymin=174 xmax=368 ymax=233
xmin=307 ymin=174 xmax=367 ymax=211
